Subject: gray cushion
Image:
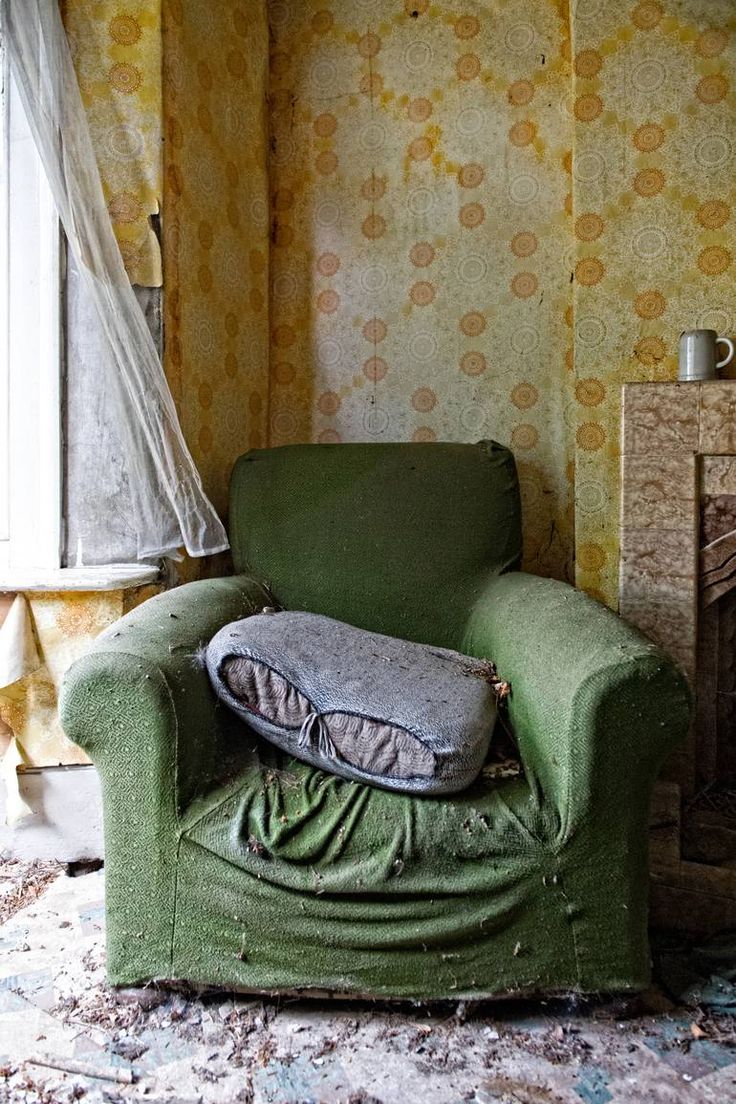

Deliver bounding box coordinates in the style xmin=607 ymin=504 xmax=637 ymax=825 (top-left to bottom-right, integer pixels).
xmin=205 ymin=611 xmax=499 ymax=795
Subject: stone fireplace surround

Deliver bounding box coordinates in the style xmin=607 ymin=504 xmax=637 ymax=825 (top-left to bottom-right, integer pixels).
xmin=621 ymin=381 xmax=736 ymax=932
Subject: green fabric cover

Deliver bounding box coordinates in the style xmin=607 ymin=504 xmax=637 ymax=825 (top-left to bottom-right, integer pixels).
xmin=229 ymin=440 xmax=522 ymax=642
xmin=60 ymin=442 xmax=691 ymax=999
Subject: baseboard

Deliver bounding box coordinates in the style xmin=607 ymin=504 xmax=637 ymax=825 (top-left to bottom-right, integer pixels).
xmin=0 ymin=764 xmax=103 ymax=862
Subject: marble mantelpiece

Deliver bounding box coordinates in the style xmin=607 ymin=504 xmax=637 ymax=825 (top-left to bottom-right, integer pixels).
xmin=621 ymin=381 xmax=736 ymax=932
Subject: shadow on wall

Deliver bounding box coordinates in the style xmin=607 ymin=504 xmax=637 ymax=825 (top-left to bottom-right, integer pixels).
xmin=266 ymin=0 xmax=574 ymax=585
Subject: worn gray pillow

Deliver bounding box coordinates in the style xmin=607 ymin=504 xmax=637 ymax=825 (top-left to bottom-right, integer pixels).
xmin=206 ymin=611 xmax=500 ymax=795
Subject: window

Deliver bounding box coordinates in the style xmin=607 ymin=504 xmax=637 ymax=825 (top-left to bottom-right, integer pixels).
xmin=0 ymin=45 xmax=62 ymax=572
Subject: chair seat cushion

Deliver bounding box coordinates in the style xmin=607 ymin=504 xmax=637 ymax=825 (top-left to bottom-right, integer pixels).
xmin=205 ymin=611 xmax=500 ymax=794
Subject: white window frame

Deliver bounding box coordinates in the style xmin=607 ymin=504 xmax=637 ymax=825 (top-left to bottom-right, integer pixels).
xmin=0 ymin=45 xmax=62 ymax=572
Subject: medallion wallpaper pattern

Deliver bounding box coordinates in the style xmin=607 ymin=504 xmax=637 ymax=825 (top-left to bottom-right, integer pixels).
xmin=160 ymin=0 xmax=736 ymax=603
xmin=161 ymin=0 xmax=270 ymax=521
xmin=59 ymin=0 xmax=736 ymax=600
xmin=61 ymin=0 xmax=163 ymax=286
xmin=571 ymin=0 xmax=736 ymax=606
xmin=267 ymin=0 xmax=574 ymax=581
xmin=6 ymin=0 xmax=735 ymax=767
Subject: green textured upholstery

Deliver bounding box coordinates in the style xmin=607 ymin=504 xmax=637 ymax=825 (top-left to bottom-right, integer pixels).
xmin=229 ymin=441 xmax=522 ymax=642
xmin=60 ymin=441 xmax=690 ymax=998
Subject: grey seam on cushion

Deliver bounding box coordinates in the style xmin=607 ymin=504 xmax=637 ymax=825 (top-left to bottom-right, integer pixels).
xmin=219 ymin=656 xmax=315 ymax=726
xmin=297 ymin=711 xmax=339 ymax=760
xmin=222 ymin=703 xmax=442 ymax=787
xmin=207 ymin=611 xmax=498 ymax=795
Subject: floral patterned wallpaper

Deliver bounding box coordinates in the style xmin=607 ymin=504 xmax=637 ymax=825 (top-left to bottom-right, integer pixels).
xmin=161 ymin=0 xmax=270 ymax=520
xmin=9 ymin=0 xmax=736 ymax=770
xmin=571 ymin=0 xmax=736 ymax=607
xmin=63 ymin=0 xmax=736 ymax=601
xmin=268 ymin=0 xmax=574 ymax=580
xmin=62 ymin=0 xmax=163 ymax=286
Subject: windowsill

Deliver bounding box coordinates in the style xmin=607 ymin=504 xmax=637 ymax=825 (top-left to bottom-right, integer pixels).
xmin=0 ymin=563 xmax=160 ymax=592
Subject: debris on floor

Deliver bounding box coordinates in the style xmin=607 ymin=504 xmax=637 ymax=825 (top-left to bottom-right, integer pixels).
xmin=655 ymin=929 xmax=736 ymax=1014
xmin=0 ymin=861 xmax=734 ymax=1103
xmin=0 ymin=859 xmax=61 ymax=926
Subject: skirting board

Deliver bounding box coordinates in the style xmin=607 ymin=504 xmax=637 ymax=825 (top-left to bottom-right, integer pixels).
xmin=0 ymin=764 xmax=103 ymax=862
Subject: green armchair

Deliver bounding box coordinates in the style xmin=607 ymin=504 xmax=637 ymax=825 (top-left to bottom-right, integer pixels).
xmin=60 ymin=441 xmax=690 ymax=998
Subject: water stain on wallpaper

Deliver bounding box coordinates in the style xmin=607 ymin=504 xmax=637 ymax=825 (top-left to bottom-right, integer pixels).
xmin=162 ymin=0 xmax=736 ymax=607
xmin=267 ymin=0 xmax=574 ymax=582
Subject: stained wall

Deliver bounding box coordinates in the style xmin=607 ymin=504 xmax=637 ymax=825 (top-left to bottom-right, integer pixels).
xmin=8 ymin=0 xmax=736 ymax=769
xmin=162 ymin=0 xmax=271 ymax=522
xmin=62 ymin=0 xmax=736 ymax=602
xmin=267 ymin=0 xmax=574 ymax=580
xmin=61 ymin=0 xmax=736 ymax=593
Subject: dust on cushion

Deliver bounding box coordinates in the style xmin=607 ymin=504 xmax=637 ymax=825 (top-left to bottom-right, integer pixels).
xmin=206 ymin=611 xmax=503 ymax=796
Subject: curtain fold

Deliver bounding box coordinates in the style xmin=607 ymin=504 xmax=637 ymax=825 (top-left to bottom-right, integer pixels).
xmin=3 ymin=0 xmax=228 ymax=560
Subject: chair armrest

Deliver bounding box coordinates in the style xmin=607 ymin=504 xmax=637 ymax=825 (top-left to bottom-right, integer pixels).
xmin=58 ymin=574 xmax=270 ymax=984
xmin=59 ymin=574 xmax=270 ymax=812
xmin=460 ymin=572 xmax=691 ymax=844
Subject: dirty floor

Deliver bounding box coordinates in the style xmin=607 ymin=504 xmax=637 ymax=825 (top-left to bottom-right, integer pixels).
xmin=0 ymin=861 xmax=735 ymax=1104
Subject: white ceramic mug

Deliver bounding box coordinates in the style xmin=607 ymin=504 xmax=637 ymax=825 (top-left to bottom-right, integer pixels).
xmin=678 ymin=329 xmax=735 ymax=381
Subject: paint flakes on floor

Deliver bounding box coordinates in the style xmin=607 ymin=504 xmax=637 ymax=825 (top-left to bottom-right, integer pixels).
xmin=0 ymin=863 xmax=734 ymax=1103
xmin=0 ymin=859 xmax=61 ymax=925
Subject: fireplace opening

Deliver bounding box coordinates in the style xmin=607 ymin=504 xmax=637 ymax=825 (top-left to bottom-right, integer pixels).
xmin=684 ymin=498 xmax=736 ymax=867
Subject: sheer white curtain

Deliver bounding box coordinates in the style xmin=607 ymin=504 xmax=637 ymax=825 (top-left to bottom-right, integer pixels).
xmin=3 ymin=0 xmax=229 ymax=559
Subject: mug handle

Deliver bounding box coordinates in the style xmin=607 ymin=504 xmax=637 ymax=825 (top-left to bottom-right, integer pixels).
xmin=717 ymin=336 xmax=735 ymax=368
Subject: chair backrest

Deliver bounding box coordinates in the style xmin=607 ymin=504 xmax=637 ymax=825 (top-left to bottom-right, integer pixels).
xmin=229 ymin=440 xmax=522 ymax=645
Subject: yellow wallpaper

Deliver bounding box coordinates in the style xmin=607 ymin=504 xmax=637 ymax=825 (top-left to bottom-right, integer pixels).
xmin=268 ymin=0 xmax=574 ymax=580
xmin=58 ymin=0 xmax=736 ymax=594
xmin=18 ymin=0 xmax=732 ymax=769
xmin=0 ymin=587 xmax=160 ymax=767
xmin=62 ymin=0 xmax=163 ymax=286
xmin=62 ymin=0 xmax=736 ymax=607
xmin=162 ymin=0 xmax=271 ymax=521
xmin=572 ymin=0 xmax=736 ymax=606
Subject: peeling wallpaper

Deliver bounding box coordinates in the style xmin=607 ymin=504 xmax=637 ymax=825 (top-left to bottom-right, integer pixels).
xmin=2 ymin=1 xmax=166 ymax=769
xmin=62 ymin=0 xmax=163 ymax=286
xmin=11 ymin=0 xmax=736 ymax=768
xmin=0 ymin=587 xmax=160 ymax=768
